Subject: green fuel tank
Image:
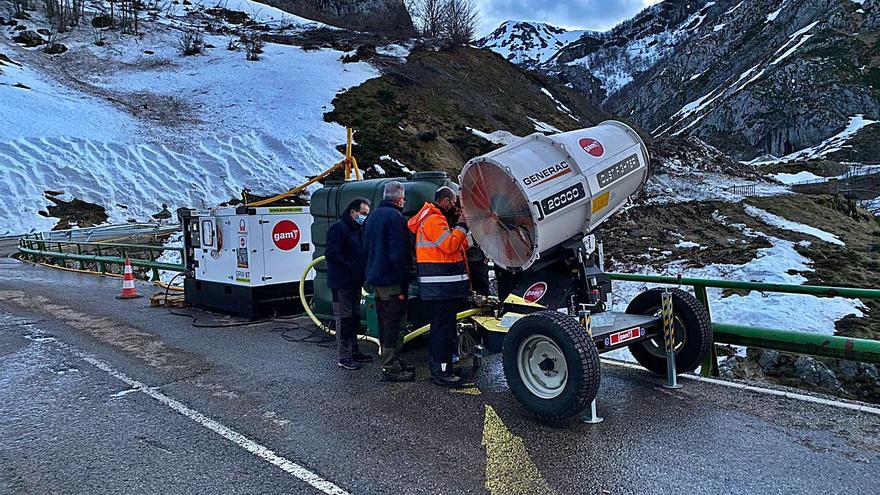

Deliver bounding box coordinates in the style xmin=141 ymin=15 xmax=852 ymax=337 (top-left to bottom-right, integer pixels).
xmin=309 ymin=172 xmax=456 ymax=324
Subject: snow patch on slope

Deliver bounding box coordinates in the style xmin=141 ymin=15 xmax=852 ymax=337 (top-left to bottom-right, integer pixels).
xmin=467 ymin=128 xmax=522 ymax=146
xmin=770 ymin=171 xmax=824 ymax=184
xmin=540 ymin=87 xmax=580 ymax=122
xmin=605 ymin=211 xmax=865 ymax=361
xmin=529 ymin=118 xmax=562 ymax=134
xmin=744 ymin=205 xmax=844 ymax=245
xmin=763 ymin=115 xmax=879 ymax=163
xmin=0 ymin=12 xmax=379 ymax=234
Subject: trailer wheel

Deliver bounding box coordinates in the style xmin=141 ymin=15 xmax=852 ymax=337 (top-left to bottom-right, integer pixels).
xmin=503 ymin=311 xmax=600 ymax=421
xmin=626 ymin=288 xmax=711 ymax=376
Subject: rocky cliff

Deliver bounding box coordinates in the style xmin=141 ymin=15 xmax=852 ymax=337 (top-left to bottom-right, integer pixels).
xmin=261 ymin=0 xmax=415 ymax=35
xmin=479 ymin=0 xmax=880 ymax=162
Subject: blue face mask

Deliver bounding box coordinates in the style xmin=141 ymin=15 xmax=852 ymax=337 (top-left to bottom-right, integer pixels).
xmin=355 ymin=214 xmax=367 ymax=225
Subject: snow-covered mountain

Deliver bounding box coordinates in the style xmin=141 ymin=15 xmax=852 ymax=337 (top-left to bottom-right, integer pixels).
xmin=479 ymin=0 xmax=880 ymax=162
xmin=476 ymin=21 xmax=596 ymax=68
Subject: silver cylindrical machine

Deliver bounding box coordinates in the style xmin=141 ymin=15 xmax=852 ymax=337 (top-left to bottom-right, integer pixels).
xmin=459 ymin=120 xmax=649 ymax=271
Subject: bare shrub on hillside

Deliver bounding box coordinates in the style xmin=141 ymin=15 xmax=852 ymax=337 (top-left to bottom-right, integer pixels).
xmin=444 ymin=0 xmax=478 ymax=44
xmin=116 ymin=0 xmax=140 ymax=34
xmin=409 ymin=0 xmax=447 ymax=38
xmin=178 ymin=26 xmax=204 ymax=55
xmin=241 ymin=28 xmax=263 ymax=61
xmin=13 ymin=0 xmax=29 ymax=19
xmin=43 ymin=0 xmax=89 ymax=32
xmin=92 ymin=26 xmax=106 ymax=46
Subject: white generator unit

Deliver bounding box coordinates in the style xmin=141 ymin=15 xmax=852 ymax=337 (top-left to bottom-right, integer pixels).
xmin=459 ymin=120 xmax=649 ymax=271
xmin=181 ymin=206 xmax=314 ymax=318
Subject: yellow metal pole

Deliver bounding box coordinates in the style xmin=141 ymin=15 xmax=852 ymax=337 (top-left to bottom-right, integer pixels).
xmin=344 ymin=127 xmax=353 ymax=180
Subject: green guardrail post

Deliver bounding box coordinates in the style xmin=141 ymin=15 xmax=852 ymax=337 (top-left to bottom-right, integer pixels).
xmin=148 ymin=250 xmax=159 ymax=281
xmin=96 ymin=245 xmax=106 ymax=274
xmin=693 ymin=284 xmax=719 ymax=377
xmin=76 ymin=244 xmax=85 ymax=270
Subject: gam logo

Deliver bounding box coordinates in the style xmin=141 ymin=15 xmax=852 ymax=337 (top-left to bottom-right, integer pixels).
xmin=272 ymin=220 xmax=301 ymax=250
xmin=523 ymin=282 xmax=548 ymax=303
xmin=578 ymin=137 xmax=604 ymax=157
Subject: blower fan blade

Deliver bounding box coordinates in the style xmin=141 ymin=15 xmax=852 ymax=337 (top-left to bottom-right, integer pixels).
xmin=460 ymin=161 xmax=536 ymax=269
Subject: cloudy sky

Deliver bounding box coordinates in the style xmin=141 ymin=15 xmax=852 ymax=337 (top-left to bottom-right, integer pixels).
xmin=473 ymin=0 xmax=662 ymax=36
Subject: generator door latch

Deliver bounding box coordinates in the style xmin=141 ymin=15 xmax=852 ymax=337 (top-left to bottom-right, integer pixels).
xmin=262 ymin=276 xmax=273 ymax=281
xmin=259 ymin=220 xmax=270 ymax=224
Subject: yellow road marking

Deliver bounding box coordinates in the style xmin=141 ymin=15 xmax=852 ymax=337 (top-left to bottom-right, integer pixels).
xmin=482 ymin=405 xmax=554 ymax=494
xmin=451 ymin=386 xmax=481 ymax=395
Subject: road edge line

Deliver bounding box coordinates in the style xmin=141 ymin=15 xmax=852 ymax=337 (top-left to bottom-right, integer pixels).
xmin=64 ymin=349 xmax=353 ymax=494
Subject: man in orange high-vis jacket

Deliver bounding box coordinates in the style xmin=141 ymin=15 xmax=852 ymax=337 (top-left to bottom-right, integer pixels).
xmin=407 ymin=186 xmax=469 ymax=387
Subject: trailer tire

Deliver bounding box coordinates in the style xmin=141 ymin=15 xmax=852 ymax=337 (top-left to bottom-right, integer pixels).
xmin=503 ymin=310 xmax=600 ymax=421
xmin=626 ymin=288 xmax=711 ymax=376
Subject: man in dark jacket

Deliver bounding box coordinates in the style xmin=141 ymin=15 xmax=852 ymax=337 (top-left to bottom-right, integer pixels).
xmin=326 ymin=197 xmax=373 ymax=370
xmin=363 ymin=181 xmax=415 ymax=382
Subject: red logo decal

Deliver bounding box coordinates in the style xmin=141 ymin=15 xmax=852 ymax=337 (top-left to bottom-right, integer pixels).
xmin=578 ymin=138 xmax=604 ymax=157
xmin=272 ymin=220 xmax=300 ymax=250
xmin=523 ymin=282 xmax=548 ymax=303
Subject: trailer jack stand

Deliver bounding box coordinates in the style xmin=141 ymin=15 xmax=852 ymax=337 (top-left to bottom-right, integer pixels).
xmin=578 ymin=308 xmax=604 ymax=424
xmin=581 ymin=399 xmax=604 ymax=424
xmin=661 ymin=290 xmax=682 ymax=390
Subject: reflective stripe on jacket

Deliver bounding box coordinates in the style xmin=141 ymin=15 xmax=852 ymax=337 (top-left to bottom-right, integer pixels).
xmin=407 ymin=202 xmax=469 ymax=300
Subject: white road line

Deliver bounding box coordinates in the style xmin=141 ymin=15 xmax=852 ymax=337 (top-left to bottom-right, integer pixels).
xmin=67 ymin=348 xmax=352 ymax=494
xmin=600 ymin=358 xmax=880 ymax=416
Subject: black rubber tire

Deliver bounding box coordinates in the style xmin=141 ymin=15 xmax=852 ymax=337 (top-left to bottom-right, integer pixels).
xmin=502 ymin=310 xmax=600 ymax=421
xmin=626 ymin=288 xmax=712 ymax=376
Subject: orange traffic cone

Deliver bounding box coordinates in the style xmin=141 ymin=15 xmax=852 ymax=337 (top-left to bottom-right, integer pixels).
xmin=116 ymin=258 xmax=142 ymax=299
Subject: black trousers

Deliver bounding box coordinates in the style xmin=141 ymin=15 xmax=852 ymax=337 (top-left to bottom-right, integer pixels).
xmin=375 ymin=288 xmax=406 ymax=370
xmin=332 ymin=288 xmax=361 ymax=362
xmin=428 ymin=298 xmax=460 ymax=372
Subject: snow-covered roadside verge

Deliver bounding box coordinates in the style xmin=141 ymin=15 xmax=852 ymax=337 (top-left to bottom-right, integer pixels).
xmin=0 ymin=4 xmax=380 ymax=234
xmin=157 ymin=231 xmax=184 ymax=286
xmin=604 ymin=212 xmax=866 ymax=362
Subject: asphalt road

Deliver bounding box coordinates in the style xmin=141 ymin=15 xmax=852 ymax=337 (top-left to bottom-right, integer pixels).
xmin=1 ymin=258 xmax=879 ymax=494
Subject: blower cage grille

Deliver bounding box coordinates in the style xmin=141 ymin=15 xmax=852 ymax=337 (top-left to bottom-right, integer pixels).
xmin=460 ymin=161 xmax=537 ymax=270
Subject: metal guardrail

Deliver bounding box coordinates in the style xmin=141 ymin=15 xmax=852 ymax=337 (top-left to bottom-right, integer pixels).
xmin=3 ymin=222 xmax=179 ymax=242
xmin=608 ymin=273 xmax=880 ymax=375
xmin=18 ymin=237 xmax=184 ymax=281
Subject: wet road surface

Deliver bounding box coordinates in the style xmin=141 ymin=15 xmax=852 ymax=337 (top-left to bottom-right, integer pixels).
xmin=1 ymin=258 xmax=879 ymax=494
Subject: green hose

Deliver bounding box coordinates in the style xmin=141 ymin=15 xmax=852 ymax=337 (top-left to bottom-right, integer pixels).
xmin=299 ymin=256 xmax=381 ymax=346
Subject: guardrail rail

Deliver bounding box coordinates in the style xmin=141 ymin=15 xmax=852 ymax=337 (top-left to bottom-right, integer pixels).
xmin=608 ymin=273 xmax=880 ymax=375
xmin=18 ymin=236 xmax=184 ymax=281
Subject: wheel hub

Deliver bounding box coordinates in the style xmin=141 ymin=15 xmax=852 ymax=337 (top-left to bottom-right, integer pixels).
xmin=518 ymin=336 xmax=568 ymax=399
